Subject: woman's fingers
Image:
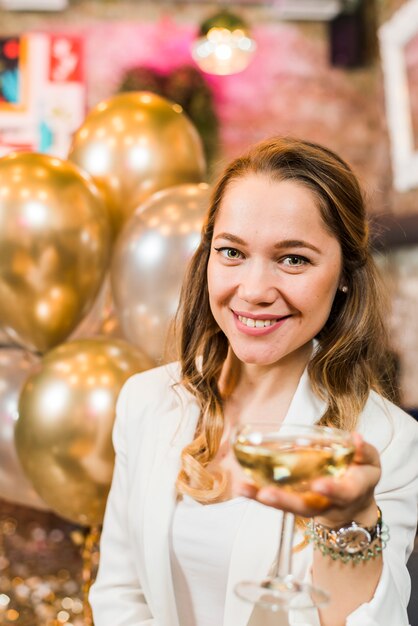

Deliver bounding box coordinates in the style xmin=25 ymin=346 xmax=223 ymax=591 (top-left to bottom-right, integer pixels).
xmin=351 ymin=433 xmax=380 ymax=468
xmin=239 ymin=478 xmax=374 ymax=518
xmin=310 ymin=465 xmax=379 ymax=505
xmin=238 ymin=482 xmax=331 ymax=516
xmin=310 ymin=435 xmax=381 ymax=506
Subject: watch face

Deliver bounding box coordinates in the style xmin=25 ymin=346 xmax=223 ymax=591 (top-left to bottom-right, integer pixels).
xmin=335 ymin=526 xmax=372 ymax=554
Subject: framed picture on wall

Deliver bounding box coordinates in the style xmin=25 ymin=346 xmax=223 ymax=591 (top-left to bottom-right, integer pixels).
xmin=0 ymin=33 xmax=85 ymax=158
xmin=379 ymin=0 xmax=418 ymax=192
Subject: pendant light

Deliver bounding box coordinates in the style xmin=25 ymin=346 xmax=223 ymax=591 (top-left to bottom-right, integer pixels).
xmin=191 ymin=9 xmax=256 ymax=76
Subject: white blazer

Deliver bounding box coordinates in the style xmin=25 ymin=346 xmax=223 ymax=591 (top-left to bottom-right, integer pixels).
xmin=90 ymin=362 xmax=418 ymax=626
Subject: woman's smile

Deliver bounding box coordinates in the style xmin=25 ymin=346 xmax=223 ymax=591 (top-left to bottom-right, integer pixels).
xmin=233 ymin=310 xmax=292 ymax=335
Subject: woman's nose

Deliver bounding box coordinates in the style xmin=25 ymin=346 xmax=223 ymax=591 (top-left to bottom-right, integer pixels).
xmin=237 ymin=262 xmax=279 ymax=305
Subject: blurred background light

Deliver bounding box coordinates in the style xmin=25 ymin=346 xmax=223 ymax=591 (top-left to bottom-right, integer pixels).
xmin=191 ymin=9 xmax=256 ymax=75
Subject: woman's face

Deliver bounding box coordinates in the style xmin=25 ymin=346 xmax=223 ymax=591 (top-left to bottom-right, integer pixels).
xmin=207 ymin=174 xmax=343 ymax=367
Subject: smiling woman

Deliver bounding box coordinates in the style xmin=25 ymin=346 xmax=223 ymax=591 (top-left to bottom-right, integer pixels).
xmin=90 ymin=136 xmax=418 ymax=626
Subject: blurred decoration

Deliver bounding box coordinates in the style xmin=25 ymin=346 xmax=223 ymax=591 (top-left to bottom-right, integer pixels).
xmin=0 ymin=348 xmax=47 ymax=510
xmin=111 ymin=182 xmax=210 ymax=364
xmin=15 ymin=337 xmax=154 ymax=527
xmin=0 ymin=152 xmax=111 ymax=354
xmin=81 ymin=19 xmax=389 ymax=206
xmin=68 ymin=91 xmax=206 ymax=237
xmin=191 ymin=9 xmax=256 ymax=75
xmin=71 ymin=525 xmax=100 ymax=626
xmin=118 ymin=65 xmax=219 ymax=167
xmin=0 ymin=500 xmax=88 ymax=626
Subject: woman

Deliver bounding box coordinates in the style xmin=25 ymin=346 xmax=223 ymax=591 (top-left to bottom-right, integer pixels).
xmin=90 ymin=137 xmax=418 ymax=626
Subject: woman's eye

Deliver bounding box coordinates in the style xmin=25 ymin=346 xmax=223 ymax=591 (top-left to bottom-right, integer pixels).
xmin=282 ymin=255 xmax=308 ymax=267
xmin=214 ymin=247 xmax=243 ymax=260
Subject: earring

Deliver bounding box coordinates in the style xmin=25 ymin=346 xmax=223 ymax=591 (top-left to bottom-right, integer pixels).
xmin=340 ymin=285 xmax=348 ymax=293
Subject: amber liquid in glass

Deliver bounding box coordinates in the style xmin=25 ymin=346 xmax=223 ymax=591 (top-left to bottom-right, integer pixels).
xmin=233 ymin=436 xmax=354 ymax=490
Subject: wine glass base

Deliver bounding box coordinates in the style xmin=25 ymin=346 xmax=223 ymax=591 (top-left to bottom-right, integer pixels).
xmin=235 ymin=575 xmax=329 ymax=612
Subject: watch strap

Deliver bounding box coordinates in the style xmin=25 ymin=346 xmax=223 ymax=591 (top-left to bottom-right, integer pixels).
xmin=306 ymin=507 xmax=390 ymax=564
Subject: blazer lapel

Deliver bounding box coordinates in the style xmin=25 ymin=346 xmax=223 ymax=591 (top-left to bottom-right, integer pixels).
xmin=142 ymin=385 xmax=200 ymax=626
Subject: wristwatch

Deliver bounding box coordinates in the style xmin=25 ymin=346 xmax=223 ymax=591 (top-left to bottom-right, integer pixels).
xmin=307 ymin=507 xmax=388 ymax=562
xmin=318 ymin=510 xmax=382 ymax=554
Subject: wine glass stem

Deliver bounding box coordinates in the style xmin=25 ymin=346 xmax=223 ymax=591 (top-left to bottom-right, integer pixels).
xmin=272 ymin=511 xmax=295 ymax=579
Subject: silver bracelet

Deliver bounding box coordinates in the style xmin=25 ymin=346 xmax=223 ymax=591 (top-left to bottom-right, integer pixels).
xmin=305 ymin=507 xmax=390 ymax=564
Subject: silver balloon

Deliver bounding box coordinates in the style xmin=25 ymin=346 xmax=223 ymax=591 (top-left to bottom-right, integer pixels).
xmin=111 ymin=183 xmax=210 ymax=363
xmin=0 ymin=348 xmax=47 ymax=509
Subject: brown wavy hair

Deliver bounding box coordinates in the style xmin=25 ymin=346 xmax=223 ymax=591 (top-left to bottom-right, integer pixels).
xmin=175 ymin=136 xmax=393 ymax=503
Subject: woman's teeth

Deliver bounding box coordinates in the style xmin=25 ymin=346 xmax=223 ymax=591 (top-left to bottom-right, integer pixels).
xmin=238 ymin=315 xmax=278 ymax=328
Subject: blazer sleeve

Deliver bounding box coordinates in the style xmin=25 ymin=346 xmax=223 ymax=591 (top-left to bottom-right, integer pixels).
xmin=345 ymin=406 xmax=418 ymax=626
xmin=89 ymin=378 xmax=155 ymax=626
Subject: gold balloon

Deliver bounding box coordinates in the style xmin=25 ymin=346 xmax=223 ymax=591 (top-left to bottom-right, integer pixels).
xmin=15 ymin=337 xmax=154 ymax=527
xmin=68 ymin=91 xmax=207 ymax=237
xmin=0 ymin=152 xmax=111 ymax=354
